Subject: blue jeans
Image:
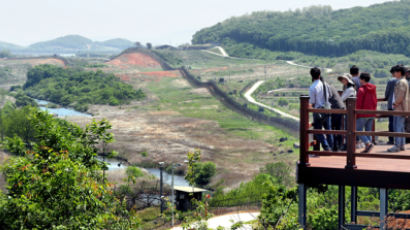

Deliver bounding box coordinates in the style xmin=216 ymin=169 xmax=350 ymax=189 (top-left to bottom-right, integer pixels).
xmin=313 ymin=113 xmax=333 ymax=150
xmin=393 ymin=116 xmax=405 ymax=147
xmin=356 ymin=118 xmax=374 ymax=144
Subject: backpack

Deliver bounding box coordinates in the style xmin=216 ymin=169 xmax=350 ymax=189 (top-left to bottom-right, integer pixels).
xmin=323 ymin=81 xmax=345 ymax=109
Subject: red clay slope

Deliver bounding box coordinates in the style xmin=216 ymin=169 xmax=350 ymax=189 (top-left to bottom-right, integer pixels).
xmin=107 ymin=52 xmax=161 ymax=69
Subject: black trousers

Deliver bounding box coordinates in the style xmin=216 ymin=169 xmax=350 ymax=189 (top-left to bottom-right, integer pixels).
xmin=388 ymin=112 xmax=394 ymax=144
xmin=331 ymin=114 xmax=343 ymax=150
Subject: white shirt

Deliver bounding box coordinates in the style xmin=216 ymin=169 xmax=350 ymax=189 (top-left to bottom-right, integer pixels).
xmin=341 ymin=86 xmax=356 ymax=102
xmin=309 ymin=79 xmax=329 ymax=108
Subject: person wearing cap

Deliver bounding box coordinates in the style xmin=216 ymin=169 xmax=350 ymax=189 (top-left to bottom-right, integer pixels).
xmin=338 ymin=74 xmax=356 ymax=103
xmin=338 ymin=74 xmax=356 ymax=150
xmin=385 ymin=67 xmax=398 ymax=145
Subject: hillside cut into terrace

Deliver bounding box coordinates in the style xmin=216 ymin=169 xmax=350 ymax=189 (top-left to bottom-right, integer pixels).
xmin=107 ymin=52 xmax=162 ymax=69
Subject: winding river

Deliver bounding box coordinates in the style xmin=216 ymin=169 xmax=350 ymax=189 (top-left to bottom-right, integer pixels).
xmin=36 ymin=99 xmax=189 ymax=186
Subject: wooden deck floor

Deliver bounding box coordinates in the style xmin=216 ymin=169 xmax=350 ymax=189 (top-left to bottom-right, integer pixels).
xmin=309 ymin=144 xmax=410 ymax=173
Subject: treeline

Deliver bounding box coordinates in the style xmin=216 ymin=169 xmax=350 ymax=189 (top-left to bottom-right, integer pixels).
xmin=22 ymin=64 xmax=145 ymax=111
xmin=192 ymin=1 xmax=410 ymax=57
xmin=0 ymin=104 xmax=139 ymax=228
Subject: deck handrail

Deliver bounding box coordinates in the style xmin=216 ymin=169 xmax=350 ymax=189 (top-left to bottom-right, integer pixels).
xmin=299 ymin=95 xmax=410 ymax=169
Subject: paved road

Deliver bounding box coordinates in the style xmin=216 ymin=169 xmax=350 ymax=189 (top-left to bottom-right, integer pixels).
xmin=203 ymin=46 xmax=230 ymax=58
xmin=171 ymin=211 xmax=260 ymax=230
xmin=244 ymin=80 xmax=300 ymax=122
xmin=216 ymin=46 xmax=229 ymax=57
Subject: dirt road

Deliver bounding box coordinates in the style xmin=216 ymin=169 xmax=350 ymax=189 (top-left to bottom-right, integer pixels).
xmin=244 ymin=80 xmax=300 ymax=121
xmin=171 ymin=211 xmax=260 ymax=230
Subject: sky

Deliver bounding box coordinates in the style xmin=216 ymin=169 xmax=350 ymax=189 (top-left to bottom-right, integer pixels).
xmin=0 ymin=0 xmax=393 ymax=46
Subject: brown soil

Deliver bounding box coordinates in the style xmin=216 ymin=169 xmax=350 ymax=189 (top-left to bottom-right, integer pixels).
xmin=67 ymin=102 xmax=277 ymax=188
xmin=24 ymin=58 xmax=66 ymax=67
xmin=107 ymin=53 xmax=161 ymax=69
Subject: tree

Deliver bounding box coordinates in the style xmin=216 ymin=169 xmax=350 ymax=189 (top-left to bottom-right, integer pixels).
xmin=192 ymin=1 xmax=410 ymax=57
xmin=258 ymin=180 xmax=298 ymax=229
xmin=184 ymin=150 xmax=216 ymax=186
xmin=278 ymin=98 xmax=289 ymax=107
xmin=193 ymin=162 xmax=216 ymax=186
xmin=0 ymin=50 xmax=11 ymax=58
xmin=261 ymin=162 xmax=294 ymax=187
xmin=23 ymin=65 xmax=145 ymax=112
xmin=0 ymin=106 xmax=139 ymax=229
xmin=146 ymin=43 xmax=152 ymax=49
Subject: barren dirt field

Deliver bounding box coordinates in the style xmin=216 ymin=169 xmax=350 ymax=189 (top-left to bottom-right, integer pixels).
xmin=71 ymin=103 xmax=278 ymax=187
xmin=0 ymin=57 xmax=65 ymax=89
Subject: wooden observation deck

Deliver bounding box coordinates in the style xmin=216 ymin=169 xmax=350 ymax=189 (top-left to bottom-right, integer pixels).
xmin=297 ymin=96 xmax=410 ymax=229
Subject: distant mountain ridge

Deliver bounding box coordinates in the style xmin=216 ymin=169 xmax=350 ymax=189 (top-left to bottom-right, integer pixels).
xmin=192 ymin=0 xmax=410 ymax=57
xmin=0 ymin=35 xmax=135 ymax=55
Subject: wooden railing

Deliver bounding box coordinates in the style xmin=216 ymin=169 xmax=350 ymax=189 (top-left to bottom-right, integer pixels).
xmin=299 ymin=96 xmax=410 ymax=169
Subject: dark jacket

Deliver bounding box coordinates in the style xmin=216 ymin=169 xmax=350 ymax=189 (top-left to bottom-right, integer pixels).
xmin=325 ymin=82 xmax=345 ymax=109
xmin=357 ymin=83 xmax=377 ymax=118
xmin=385 ymin=78 xmax=397 ymax=110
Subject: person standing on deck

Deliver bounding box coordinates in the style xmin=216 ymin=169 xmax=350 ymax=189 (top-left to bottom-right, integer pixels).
xmin=309 ymin=67 xmax=332 ymax=151
xmin=356 ymin=73 xmax=377 ymax=153
xmin=338 ymin=74 xmax=356 ymax=103
xmin=350 ymin=65 xmax=361 ymax=91
xmin=322 ymin=77 xmax=345 ymax=151
xmin=388 ymin=65 xmax=409 ymax=152
xmin=350 ymin=65 xmax=366 ymax=149
xmin=406 ymin=68 xmax=410 ymax=144
xmin=385 ymin=67 xmax=398 ymax=145
xmin=338 ymin=74 xmax=356 ymax=151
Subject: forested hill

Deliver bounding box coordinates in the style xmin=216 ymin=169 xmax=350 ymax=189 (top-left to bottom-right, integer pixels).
xmin=192 ymin=0 xmax=410 ymax=57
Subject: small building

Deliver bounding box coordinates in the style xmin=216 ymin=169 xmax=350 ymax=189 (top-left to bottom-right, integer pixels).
xmin=174 ymin=186 xmax=207 ymax=212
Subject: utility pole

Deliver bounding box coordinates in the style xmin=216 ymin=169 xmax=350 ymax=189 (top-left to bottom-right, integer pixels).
xmin=171 ymin=163 xmax=181 ymax=227
xmin=159 ymin=162 xmax=165 ymax=214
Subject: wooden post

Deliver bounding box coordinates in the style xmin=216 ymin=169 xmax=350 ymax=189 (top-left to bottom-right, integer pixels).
xmin=346 ymin=97 xmax=357 ymax=169
xmin=338 ymin=185 xmax=346 ymax=229
xmin=380 ymin=188 xmax=388 ymax=229
xmin=298 ymin=184 xmax=307 ymax=228
xmin=372 ymin=120 xmax=376 ymax=145
xmin=300 ymin=96 xmax=310 ymax=166
xmin=350 ymin=186 xmax=358 ymax=224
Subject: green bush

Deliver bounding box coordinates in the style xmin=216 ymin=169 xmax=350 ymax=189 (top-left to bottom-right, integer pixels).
xmin=192 ymin=161 xmax=216 ymax=186
xmin=23 ymin=64 xmax=145 ymax=111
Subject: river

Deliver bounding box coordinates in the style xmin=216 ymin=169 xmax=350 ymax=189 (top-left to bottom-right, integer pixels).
xmin=37 ymin=99 xmax=190 ymax=187
xmin=36 ymin=99 xmax=92 ymax=117
xmin=101 ymin=157 xmax=190 ymax=187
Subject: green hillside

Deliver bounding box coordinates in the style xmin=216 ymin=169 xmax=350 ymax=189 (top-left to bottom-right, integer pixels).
xmin=192 ymin=0 xmax=410 ymax=57
xmin=0 ymin=41 xmax=22 ymax=51
xmin=19 ymin=35 xmax=134 ymax=55
xmin=29 ymin=35 xmax=92 ymax=50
